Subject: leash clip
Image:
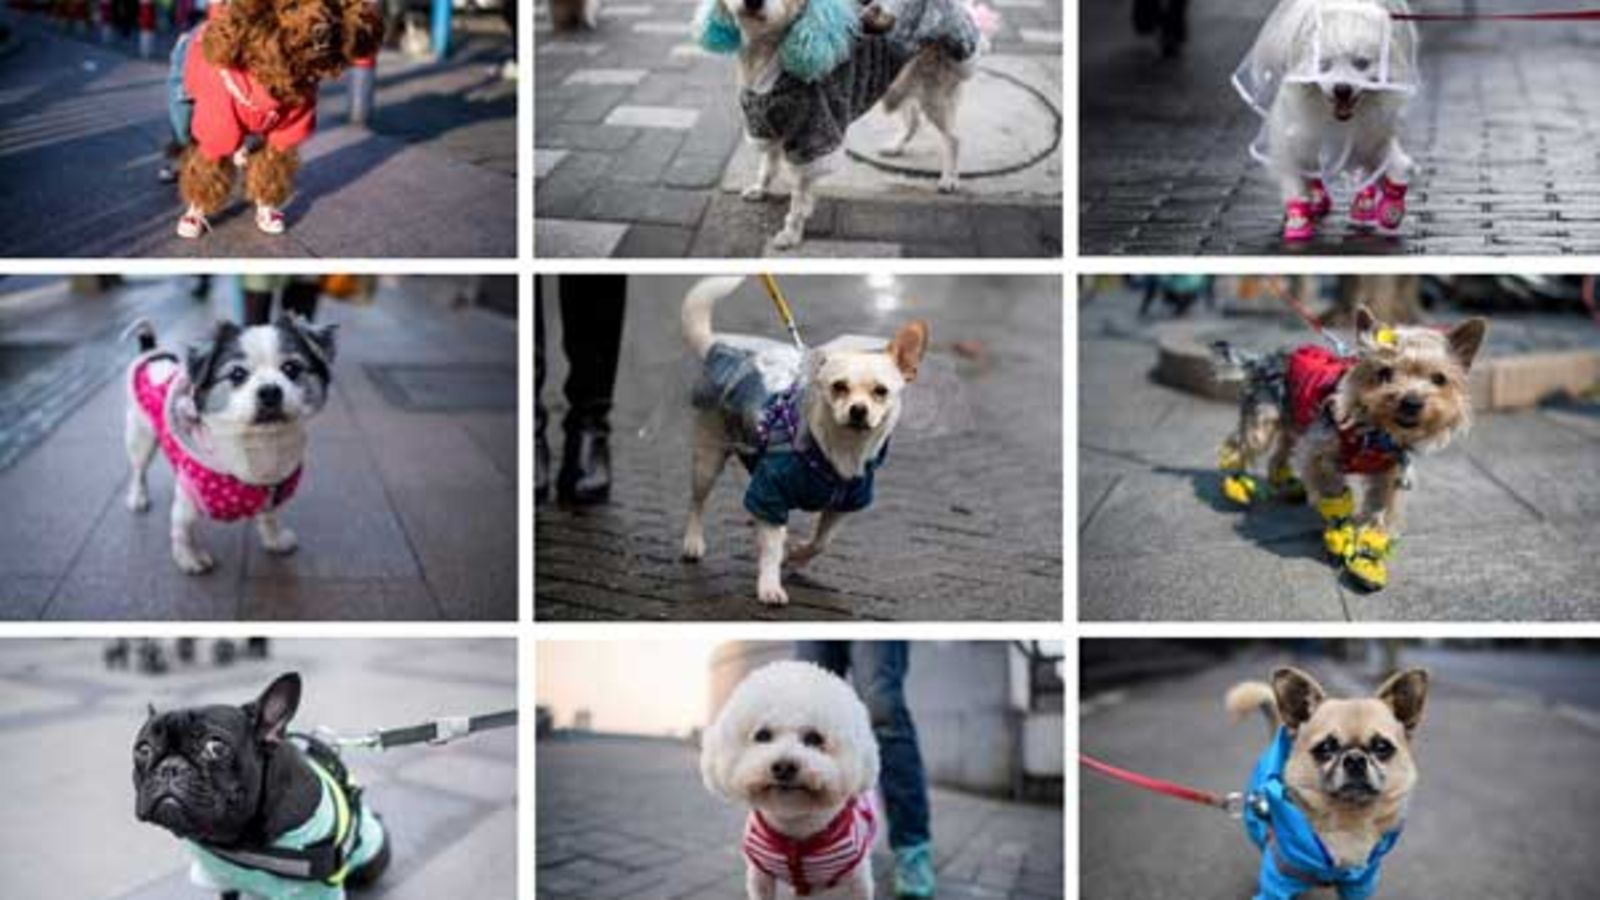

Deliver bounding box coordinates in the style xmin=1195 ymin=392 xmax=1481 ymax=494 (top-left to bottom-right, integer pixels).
xmin=1223 ymin=791 xmax=1269 ymax=821
xmin=430 ymin=715 xmax=471 ymax=745
xmin=313 ymin=725 xmax=379 ymax=751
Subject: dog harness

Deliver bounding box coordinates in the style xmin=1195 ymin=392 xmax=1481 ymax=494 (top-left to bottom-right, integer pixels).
xmin=179 ymin=17 xmax=316 ymax=161
xmin=1244 ymin=727 xmax=1402 ymax=900
xmin=133 ymin=354 xmax=302 ymax=522
xmin=742 ymin=793 xmax=878 ymax=895
xmin=695 ymin=341 xmax=887 ymax=526
xmin=188 ymin=736 xmax=386 ymax=900
xmin=1284 ymin=345 xmax=1405 ymax=475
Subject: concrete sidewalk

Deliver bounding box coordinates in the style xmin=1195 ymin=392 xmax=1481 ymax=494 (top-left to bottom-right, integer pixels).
xmin=1077 ymin=295 xmax=1600 ymax=620
xmin=534 ymin=275 xmax=1063 ymax=621
xmin=0 ymin=277 xmax=518 ymax=620
xmin=533 ymin=0 xmax=1063 ymax=257
xmin=0 ymin=17 xmax=516 ymax=257
xmin=0 ymin=637 xmax=517 ymax=900
xmin=537 ymin=735 xmax=1063 ymax=898
xmin=1079 ymin=0 xmax=1600 ymax=255
xmin=1080 ymin=650 xmax=1600 ymax=899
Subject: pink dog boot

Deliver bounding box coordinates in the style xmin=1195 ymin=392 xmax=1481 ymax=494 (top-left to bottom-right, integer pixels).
xmin=1375 ymin=177 xmax=1408 ymax=233
xmin=1283 ymin=198 xmax=1316 ymax=243
xmin=1350 ymin=183 xmax=1380 ymax=227
xmin=1308 ymin=179 xmax=1332 ymax=220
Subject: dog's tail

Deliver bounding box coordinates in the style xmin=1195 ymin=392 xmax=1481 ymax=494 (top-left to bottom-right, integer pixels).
xmin=122 ymin=318 xmax=158 ymax=353
xmin=682 ymin=276 xmax=743 ymax=359
xmin=1225 ymin=680 xmax=1279 ymax=733
xmin=1210 ymin=340 xmax=1263 ymax=383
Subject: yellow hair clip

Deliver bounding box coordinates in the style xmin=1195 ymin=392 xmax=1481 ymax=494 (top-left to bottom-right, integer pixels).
xmin=1375 ymin=327 xmax=1397 ymax=347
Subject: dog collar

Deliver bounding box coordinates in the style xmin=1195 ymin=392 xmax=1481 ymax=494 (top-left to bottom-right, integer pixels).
xmin=743 ymin=792 xmax=878 ymax=895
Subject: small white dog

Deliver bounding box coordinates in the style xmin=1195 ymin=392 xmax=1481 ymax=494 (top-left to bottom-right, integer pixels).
xmin=123 ymin=317 xmax=335 ymax=575
xmin=1236 ymin=0 xmax=1419 ymax=242
xmin=694 ymin=0 xmax=989 ymax=248
xmin=701 ymin=661 xmax=881 ymax=899
xmin=678 ymin=276 xmax=929 ymax=605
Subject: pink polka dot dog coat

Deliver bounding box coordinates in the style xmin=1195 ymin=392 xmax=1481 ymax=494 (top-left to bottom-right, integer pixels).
xmin=134 ymin=354 xmax=302 ymax=522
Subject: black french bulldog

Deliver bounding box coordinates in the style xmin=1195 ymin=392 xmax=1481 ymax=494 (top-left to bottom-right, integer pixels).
xmin=133 ymin=672 xmax=391 ymax=899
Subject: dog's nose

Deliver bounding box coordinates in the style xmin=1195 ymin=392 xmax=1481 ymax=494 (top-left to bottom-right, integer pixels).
xmin=770 ymin=759 xmax=798 ymax=783
xmin=1398 ymin=394 xmax=1424 ymax=417
xmin=257 ymin=384 xmax=284 ymax=409
xmin=1333 ymin=83 xmax=1354 ymax=103
xmin=848 ymin=403 xmax=869 ymax=426
xmin=742 ymin=0 xmax=763 ymax=13
xmin=1342 ymin=753 xmax=1369 ymax=777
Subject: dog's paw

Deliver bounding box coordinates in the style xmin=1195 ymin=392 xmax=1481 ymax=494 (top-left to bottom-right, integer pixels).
xmin=126 ymin=487 xmax=150 ymax=514
xmin=771 ymin=227 xmax=804 ymax=249
xmin=261 ymin=527 xmax=299 ymax=555
xmin=787 ymin=543 xmax=822 ymax=567
xmin=937 ymin=175 xmax=960 ymax=194
xmin=757 ymin=579 xmax=790 ymax=606
xmin=681 ymin=532 xmax=706 ymax=562
xmin=173 ymin=545 xmax=215 ymax=575
xmin=741 ymin=185 xmax=769 ymax=202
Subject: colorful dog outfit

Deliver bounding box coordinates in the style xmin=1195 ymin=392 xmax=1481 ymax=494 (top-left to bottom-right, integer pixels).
xmin=695 ymin=0 xmax=982 ymax=173
xmin=187 ymin=736 xmax=386 ymax=900
xmin=170 ymin=13 xmax=317 ymax=163
xmin=695 ymin=341 xmax=887 ymax=526
xmin=1244 ymin=727 xmax=1402 ymax=900
xmin=742 ymin=792 xmax=879 ymax=895
xmin=133 ymin=354 xmax=303 ymax=521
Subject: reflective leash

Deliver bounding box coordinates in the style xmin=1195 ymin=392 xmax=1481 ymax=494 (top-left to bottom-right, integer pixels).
xmin=758 ymin=273 xmax=806 ymax=350
xmin=1394 ymin=8 xmax=1600 ymax=22
xmin=1080 ymin=753 xmax=1265 ymax=819
xmin=316 ymin=709 xmax=519 ymax=751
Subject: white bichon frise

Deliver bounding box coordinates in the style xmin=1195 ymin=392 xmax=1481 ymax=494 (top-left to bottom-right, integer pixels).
xmin=1235 ymin=0 xmax=1419 ymax=243
xmin=701 ymin=661 xmax=881 ymax=898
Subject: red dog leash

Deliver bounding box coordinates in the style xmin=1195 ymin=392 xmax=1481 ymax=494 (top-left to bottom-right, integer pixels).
xmin=1080 ymin=753 xmax=1243 ymax=813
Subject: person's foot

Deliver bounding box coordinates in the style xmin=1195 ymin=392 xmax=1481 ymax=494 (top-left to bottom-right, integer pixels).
xmin=157 ymin=162 xmax=178 ymax=183
xmin=1133 ymin=0 xmax=1159 ymax=35
xmin=535 ymin=430 xmax=551 ymax=504
xmin=559 ymin=427 xmax=611 ymax=504
xmin=893 ymin=842 xmax=937 ymax=898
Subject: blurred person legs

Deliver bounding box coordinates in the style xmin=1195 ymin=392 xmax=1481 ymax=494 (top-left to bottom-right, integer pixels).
xmin=797 ymin=641 xmax=936 ymax=897
xmin=242 ymin=275 xmax=322 ymax=325
xmin=1132 ymin=0 xmax=1188 ymax=57
xmin=535 ymin=276 xmax=626 ymax=505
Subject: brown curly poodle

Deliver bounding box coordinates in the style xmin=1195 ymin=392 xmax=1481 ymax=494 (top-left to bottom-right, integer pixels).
xmin=174 ymin=0 xmax=381 ymax=236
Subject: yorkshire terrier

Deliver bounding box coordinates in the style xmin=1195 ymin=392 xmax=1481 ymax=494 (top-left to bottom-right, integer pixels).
xmin=1212 ymin=306 xmax=1488 ymax=590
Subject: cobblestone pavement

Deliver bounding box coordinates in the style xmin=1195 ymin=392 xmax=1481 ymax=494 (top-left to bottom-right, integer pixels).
xmin=534 ymin=0 xmax=1063 ymax=258
xmin=0 ymin=16 xmax=516 ymax=257
xmin=0 ymin=638 xmax=517 ymax=900
xmin=1080 ymin=0 xmax=1600 ymax=255
xmin=535 ymin=275 xmax=1063 ymax=620
xmin=537 ymin=736 xmax=1063 ymax=898
xmin=1081 ymin=649 xmax=1600 ymax=899
xmin=1077 ymin=292 xmax=1600 ymax=621
xmin=0 ymin=277 xmax=517 ymax=620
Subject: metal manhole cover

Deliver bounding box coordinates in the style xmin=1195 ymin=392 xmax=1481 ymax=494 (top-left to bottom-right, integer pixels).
xmin=366 ymin=364 xmax=517 ymax=412
xmin=844 ymin=66 xmax=1062 ymax=179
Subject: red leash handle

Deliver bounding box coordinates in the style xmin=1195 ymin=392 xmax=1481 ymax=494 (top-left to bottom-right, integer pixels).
xmin=1080 ymin=753 xmax=1230 ymax=809
xmin=1395 ymin=9 xmax=1600 ymax=21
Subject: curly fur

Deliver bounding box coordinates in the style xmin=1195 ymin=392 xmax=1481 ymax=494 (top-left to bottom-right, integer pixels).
xmin=181 ymin=151 xmax=237 ymax=213
xmin=246 ymin=146 xmax=300 ymax=208
xmin=695 ymin=0 xmax=860 ymax=82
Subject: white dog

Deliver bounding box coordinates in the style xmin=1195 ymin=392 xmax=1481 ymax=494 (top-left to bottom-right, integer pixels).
xmin=694 ymin=0 xmax=989 ymax=248
xmin=1235 ymin=0 xmax=1419 ymax=242
xmin=678 ymin=276 xmax=929 ymax=606
xmin=701 ymin=661 xmax=881 ymax=899
xmin=123 ymin=317 xmax=335 ymax=575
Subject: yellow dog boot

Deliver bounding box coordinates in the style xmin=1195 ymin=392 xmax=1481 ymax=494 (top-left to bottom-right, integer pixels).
xmin=1345 ymin=526 xmax=1393 ymax=591
xmin=1317 ymin=490 xmax=1356 ymax=561
xmin=1269 ymin=465 xmax=1307 ymax=505
xmin=1218 ymin=444 xmax=1262 ymax=507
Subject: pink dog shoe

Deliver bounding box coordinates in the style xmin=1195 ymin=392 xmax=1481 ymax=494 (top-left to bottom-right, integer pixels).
xmin=1350 ymin=184 xmax=1380 ymax=227
xmin=1308 ymin=179 xmax=1332 ymax=220
xmin=1283 ymin=198 xmax=1316 ymax=242
xmin=255 ymin=205 xmax=286 ymax=236
xmin=1375 ymin=177 xmax=1408 ymax=233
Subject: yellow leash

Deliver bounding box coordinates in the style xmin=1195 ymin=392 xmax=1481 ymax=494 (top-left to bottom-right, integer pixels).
xmin=758 ymin=273 xmax=805 ymax=349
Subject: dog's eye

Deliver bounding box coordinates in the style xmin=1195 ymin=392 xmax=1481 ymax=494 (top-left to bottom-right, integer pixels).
xmin=831 ymin=380 xmax=850 ymax=396
xmin=1319 ymin=59 xmax=1333 ymax=73
xmin=282 ymin=360 xmax=304 ymax=381
xmin=871 ymin=385 xmax=889 ymax=400
xmin=1312 ymin=736 xmax=1340 ymax=761
xmin=1353 ymin=56 xmax=1372 ymax=72
xmin=800 ymin=729 xmax=826 ymax=749
xmin=752 ymin=727 xmax=773 ymax=744
xmin=134 ymin=742 xmax=154 ymax=765
xmin=201 ymin=737 xmax=231 ymax=762
xmin=226 ymin=365 xmax=250 ymax=386
xmin=1370 ymin=736 xmax=1395 ymax=760
xmin=1429 ymin=372 xmax=1447 ymax=387
xmin=1375 ymin=366 xmax=1394 ymax=385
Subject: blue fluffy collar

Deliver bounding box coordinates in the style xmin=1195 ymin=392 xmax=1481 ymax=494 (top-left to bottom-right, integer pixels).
xmin=694 ymin=0 xmax=861 ymax=82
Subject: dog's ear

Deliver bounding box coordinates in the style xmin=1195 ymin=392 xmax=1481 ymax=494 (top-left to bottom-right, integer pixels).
xmin=278 ymin=314 xmax=338 ymax=376
xmin=698 ymin=714 xmax=732 ymax=800
xmin=246 ymin=673 xmax=302 ymax=746
xmin=1446 ymin=318 xmax=1487 ymax=372
xmin=1271 ymin=667 xmax=1325 ymax=732
xmin=779 ymin=0 xmax=860 ymax=82
xmin=1353 ymin=305 xmax=1391 ymax=351
xmin=185 ymin=320 xmax=242 ymax=401
xmin=146 ymin=703 xmax=157 ymax=720
xmin=340 ymin=0 xmax=384 ymax=62
xmin=199 ymin=0 xmax=258 ymax=68
xmin=887 ymin=320 xmax=930 ymax=383
xmin=1377 ymin=668 xmax=1429 ymax=735
xmin=694 ymin=0 xmax=743 ymax=54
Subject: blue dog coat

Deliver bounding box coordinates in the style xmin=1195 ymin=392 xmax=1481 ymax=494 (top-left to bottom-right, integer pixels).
xmin=186 ymin=739 xmax=385 ymax=899
xmin=1244 ymin=728 xmax=1402 ymax=900
xmin=694 ymin=340 xmax=887 ymax=526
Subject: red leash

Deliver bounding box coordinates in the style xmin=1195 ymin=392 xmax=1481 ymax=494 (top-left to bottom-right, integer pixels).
xmin=1395 ymin=8 xmax=1600 ymax=21
xmin=1080 ymin=753 xmax=1235 ymax=810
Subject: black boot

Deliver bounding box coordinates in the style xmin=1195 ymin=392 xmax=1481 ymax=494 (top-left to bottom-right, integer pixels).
xmin=558 ymin=427 xmax=611 ymax=505
xmin=535 ymin=280 xmax=550 ymax=504
xmin=1133 ymin=0 xmax=1159 ymax=35
xmin=535 ymin=431 xmax=551 ymax=504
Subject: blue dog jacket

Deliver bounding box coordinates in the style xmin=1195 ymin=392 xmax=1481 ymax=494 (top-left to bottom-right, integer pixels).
xmin=1244 ymin=727 xmax=1402 ymax=900
xmin=186 ymin=738 xmax=385 ymax=899
xmin=694 ymin=341 xmax=887 ymax=526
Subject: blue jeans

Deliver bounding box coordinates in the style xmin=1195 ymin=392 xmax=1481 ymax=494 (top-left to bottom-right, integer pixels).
xmin=796 ymin=641 xmax=931 ymax=849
